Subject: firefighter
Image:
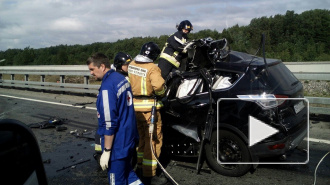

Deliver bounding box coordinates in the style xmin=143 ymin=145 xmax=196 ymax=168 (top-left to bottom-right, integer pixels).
xmin=113 ymin=52 xmax=132 ymax=78
xmin=158 ymin=20 xmax=193 ymax=79
xmin=128 ymin=42 xmax=167 ymax=185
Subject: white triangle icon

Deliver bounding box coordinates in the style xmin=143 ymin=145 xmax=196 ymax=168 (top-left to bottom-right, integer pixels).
xmin=249 ymin=116 xmax=279 ymax=147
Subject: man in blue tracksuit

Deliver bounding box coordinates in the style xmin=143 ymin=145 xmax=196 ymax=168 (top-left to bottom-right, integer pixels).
xmin=87 ymin=53 xmax=142 ymax=185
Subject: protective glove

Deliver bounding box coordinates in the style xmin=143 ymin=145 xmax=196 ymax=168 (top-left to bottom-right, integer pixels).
xmin=100 ymin=151 xmax=111 ymax=171
xmin=182 ymin=42 xmax=194 ymax=53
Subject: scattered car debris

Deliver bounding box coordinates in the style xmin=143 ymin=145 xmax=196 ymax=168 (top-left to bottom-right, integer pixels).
xmin=70 ymin=129 xmax=96 ymax=140
xmin=296 ymin=147 xmax=308 ymax=153
xmin=56 ymin=159 xmax=91 ymax=172
xmin=175 ymin=162 xmax=212 ymax=174
xmin=56 ymin=125 xmax=68 ymax=131
xmin=43 ymin=159 xmax=51 ymax=164
xmin=72 ymin=102 xmax=94 ymax=106
xmin=28 ymin=117 xmax=68 ymax=129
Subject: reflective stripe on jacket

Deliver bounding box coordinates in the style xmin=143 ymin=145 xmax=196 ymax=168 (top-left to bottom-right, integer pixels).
xmin=159 ymin=30 xmax=188 ymax=68
xmin=128 ymin=60 xmax=165 ymax=112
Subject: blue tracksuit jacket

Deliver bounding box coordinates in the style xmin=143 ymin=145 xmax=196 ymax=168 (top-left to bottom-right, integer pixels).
xmin=96 ymin=69 xmax=138 ymax=160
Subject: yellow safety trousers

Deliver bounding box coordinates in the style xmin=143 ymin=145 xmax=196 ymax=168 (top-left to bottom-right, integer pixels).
xmin=136 ymin=111 xmax=163 ymax=177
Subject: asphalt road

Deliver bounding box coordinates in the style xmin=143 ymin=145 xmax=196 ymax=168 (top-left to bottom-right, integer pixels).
xmin=0 ymin=88 xmax=329 ymax=185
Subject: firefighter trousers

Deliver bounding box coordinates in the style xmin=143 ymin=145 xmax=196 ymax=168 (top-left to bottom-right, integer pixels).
xmin=135 ymin=110 xmax=163 ymax=177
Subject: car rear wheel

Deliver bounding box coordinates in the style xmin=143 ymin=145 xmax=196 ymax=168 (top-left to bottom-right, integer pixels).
xmin=205 ymin=130 xmax=252 ymax=177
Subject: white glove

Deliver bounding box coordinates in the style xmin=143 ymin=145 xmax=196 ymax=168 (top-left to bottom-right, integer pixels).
xmin=182 ymin=42 xmax=194 ymax=53
xmin=100 ymin=151 xmax=111 ymax=171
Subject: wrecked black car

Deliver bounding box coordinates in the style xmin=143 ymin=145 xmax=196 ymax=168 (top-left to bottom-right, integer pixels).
xmin=161 ymin=37 xmax=308 ymax=177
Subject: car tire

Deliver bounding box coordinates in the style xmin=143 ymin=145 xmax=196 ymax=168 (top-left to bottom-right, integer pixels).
xmin=205 ymin=129 xmax=252 ymax=177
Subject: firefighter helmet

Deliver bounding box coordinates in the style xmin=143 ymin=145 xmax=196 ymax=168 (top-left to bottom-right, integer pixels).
xmin=113 ymin=52 xmax=132 ymax=69
xmin=177 ymin=20 xmax=193 ymax=32
xmin=137 ymin=42 xmax=160 ymax=62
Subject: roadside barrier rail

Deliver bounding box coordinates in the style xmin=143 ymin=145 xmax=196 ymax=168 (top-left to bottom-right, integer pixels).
xmin=305 ymin=97 xmax=330 ymax=115
xmin=0 ymin=65 xmax=99 ymax=94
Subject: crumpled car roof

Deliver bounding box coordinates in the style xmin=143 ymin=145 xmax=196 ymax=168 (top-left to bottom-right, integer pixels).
xmin=214 ymin=50 xmax=281 ymax=72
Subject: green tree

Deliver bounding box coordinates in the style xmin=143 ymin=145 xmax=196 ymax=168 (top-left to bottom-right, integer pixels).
xmin=13 ymin=47 xmax=35 ymax=65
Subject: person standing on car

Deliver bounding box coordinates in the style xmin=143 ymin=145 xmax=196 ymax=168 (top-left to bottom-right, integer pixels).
xmin=87 ymin=53 xmax=142 ymax=185
xmin=158 ymin=20 xmax=193 ymax=79
xmin=128 ymin=42 xmax=167 ymax=185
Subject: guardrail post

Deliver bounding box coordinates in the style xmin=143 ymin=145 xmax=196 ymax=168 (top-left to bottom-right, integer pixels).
xmin=40 ymin=75 xmax=45 ymax=87
xmin=84 ymin=76 xmax=89 ymax=85
xmin=60 ymin=75 xmax=65 ymax=88
xmin=84 ymin=76 xmax=89 ymax=89
xmin=24 ymin=74 xmax=29 ymax=85
xmin=11 ymin=74 xmax=15 ymax=84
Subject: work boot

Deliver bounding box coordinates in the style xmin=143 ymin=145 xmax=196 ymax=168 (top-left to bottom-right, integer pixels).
xmin=141 ymin=177 xmax=152 ymax=185
xmin=151 ymin=174 xmax=168 ymax=185
xmin=142 ymin=174 xmax=168 ymax=185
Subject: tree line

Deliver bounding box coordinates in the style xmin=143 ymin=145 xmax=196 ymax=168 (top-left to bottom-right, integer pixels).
xmin=0 ymin=9 xmax=329 ymax=66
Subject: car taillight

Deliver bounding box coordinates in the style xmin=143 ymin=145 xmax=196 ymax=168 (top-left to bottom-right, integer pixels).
xmin=274 ymin=95 xmax=289 ymax=107
xmin=237 ymin=93 xmax=290 ymax=109
xmin=237 ymin=93 xmax=277 ymax=109
xmin=268 ymin=143 xmax=285 ymax=150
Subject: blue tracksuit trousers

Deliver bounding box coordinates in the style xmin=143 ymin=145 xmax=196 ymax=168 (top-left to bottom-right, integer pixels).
xmin=107 ymin=157 xmax=143 ymax=185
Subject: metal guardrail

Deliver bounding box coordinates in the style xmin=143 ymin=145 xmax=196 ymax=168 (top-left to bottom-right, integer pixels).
xmin=0 ymin=65 xmax=99 ymax=94
xmin=283 ymin=62 xmax=330 ymax=80
xmin=305 ymin=97 xmax=330 ymax=115
xmin=0 ymin=63 xmax=329 ymax=114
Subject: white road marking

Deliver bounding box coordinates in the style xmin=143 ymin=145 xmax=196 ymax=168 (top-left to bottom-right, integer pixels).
xmin=0 ymin=94 xmax=96 ymax=110
xmin=306 ymin=138 xmax=330 ymax=145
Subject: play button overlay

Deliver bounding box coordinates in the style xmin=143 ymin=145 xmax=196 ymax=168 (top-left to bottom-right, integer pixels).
xmin=216 ymin=98 xmax=309 ymax=165
xmin=249 ymin=116 xmax=279 ymax=147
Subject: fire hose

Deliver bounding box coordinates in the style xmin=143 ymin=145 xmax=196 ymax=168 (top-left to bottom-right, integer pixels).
xmin=149 ymin=96 xmax=179 ymax=185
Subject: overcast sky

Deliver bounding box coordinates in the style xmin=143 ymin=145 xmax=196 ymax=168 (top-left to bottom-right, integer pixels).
xmin=0 ymin=0 xmax=328 ymax=51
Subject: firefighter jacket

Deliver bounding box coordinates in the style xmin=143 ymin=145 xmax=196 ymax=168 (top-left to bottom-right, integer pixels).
xmin=96 ymin=69 xmax=139 ymax=160
xmin=160 ymin=30 xmax=188 ymax=68
xmin=128 ymin=60 xmax=166 ymax=112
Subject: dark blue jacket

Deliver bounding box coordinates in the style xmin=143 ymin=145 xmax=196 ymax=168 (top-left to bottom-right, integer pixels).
xmin=96 ymin=69 xmax=138 ymax=160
